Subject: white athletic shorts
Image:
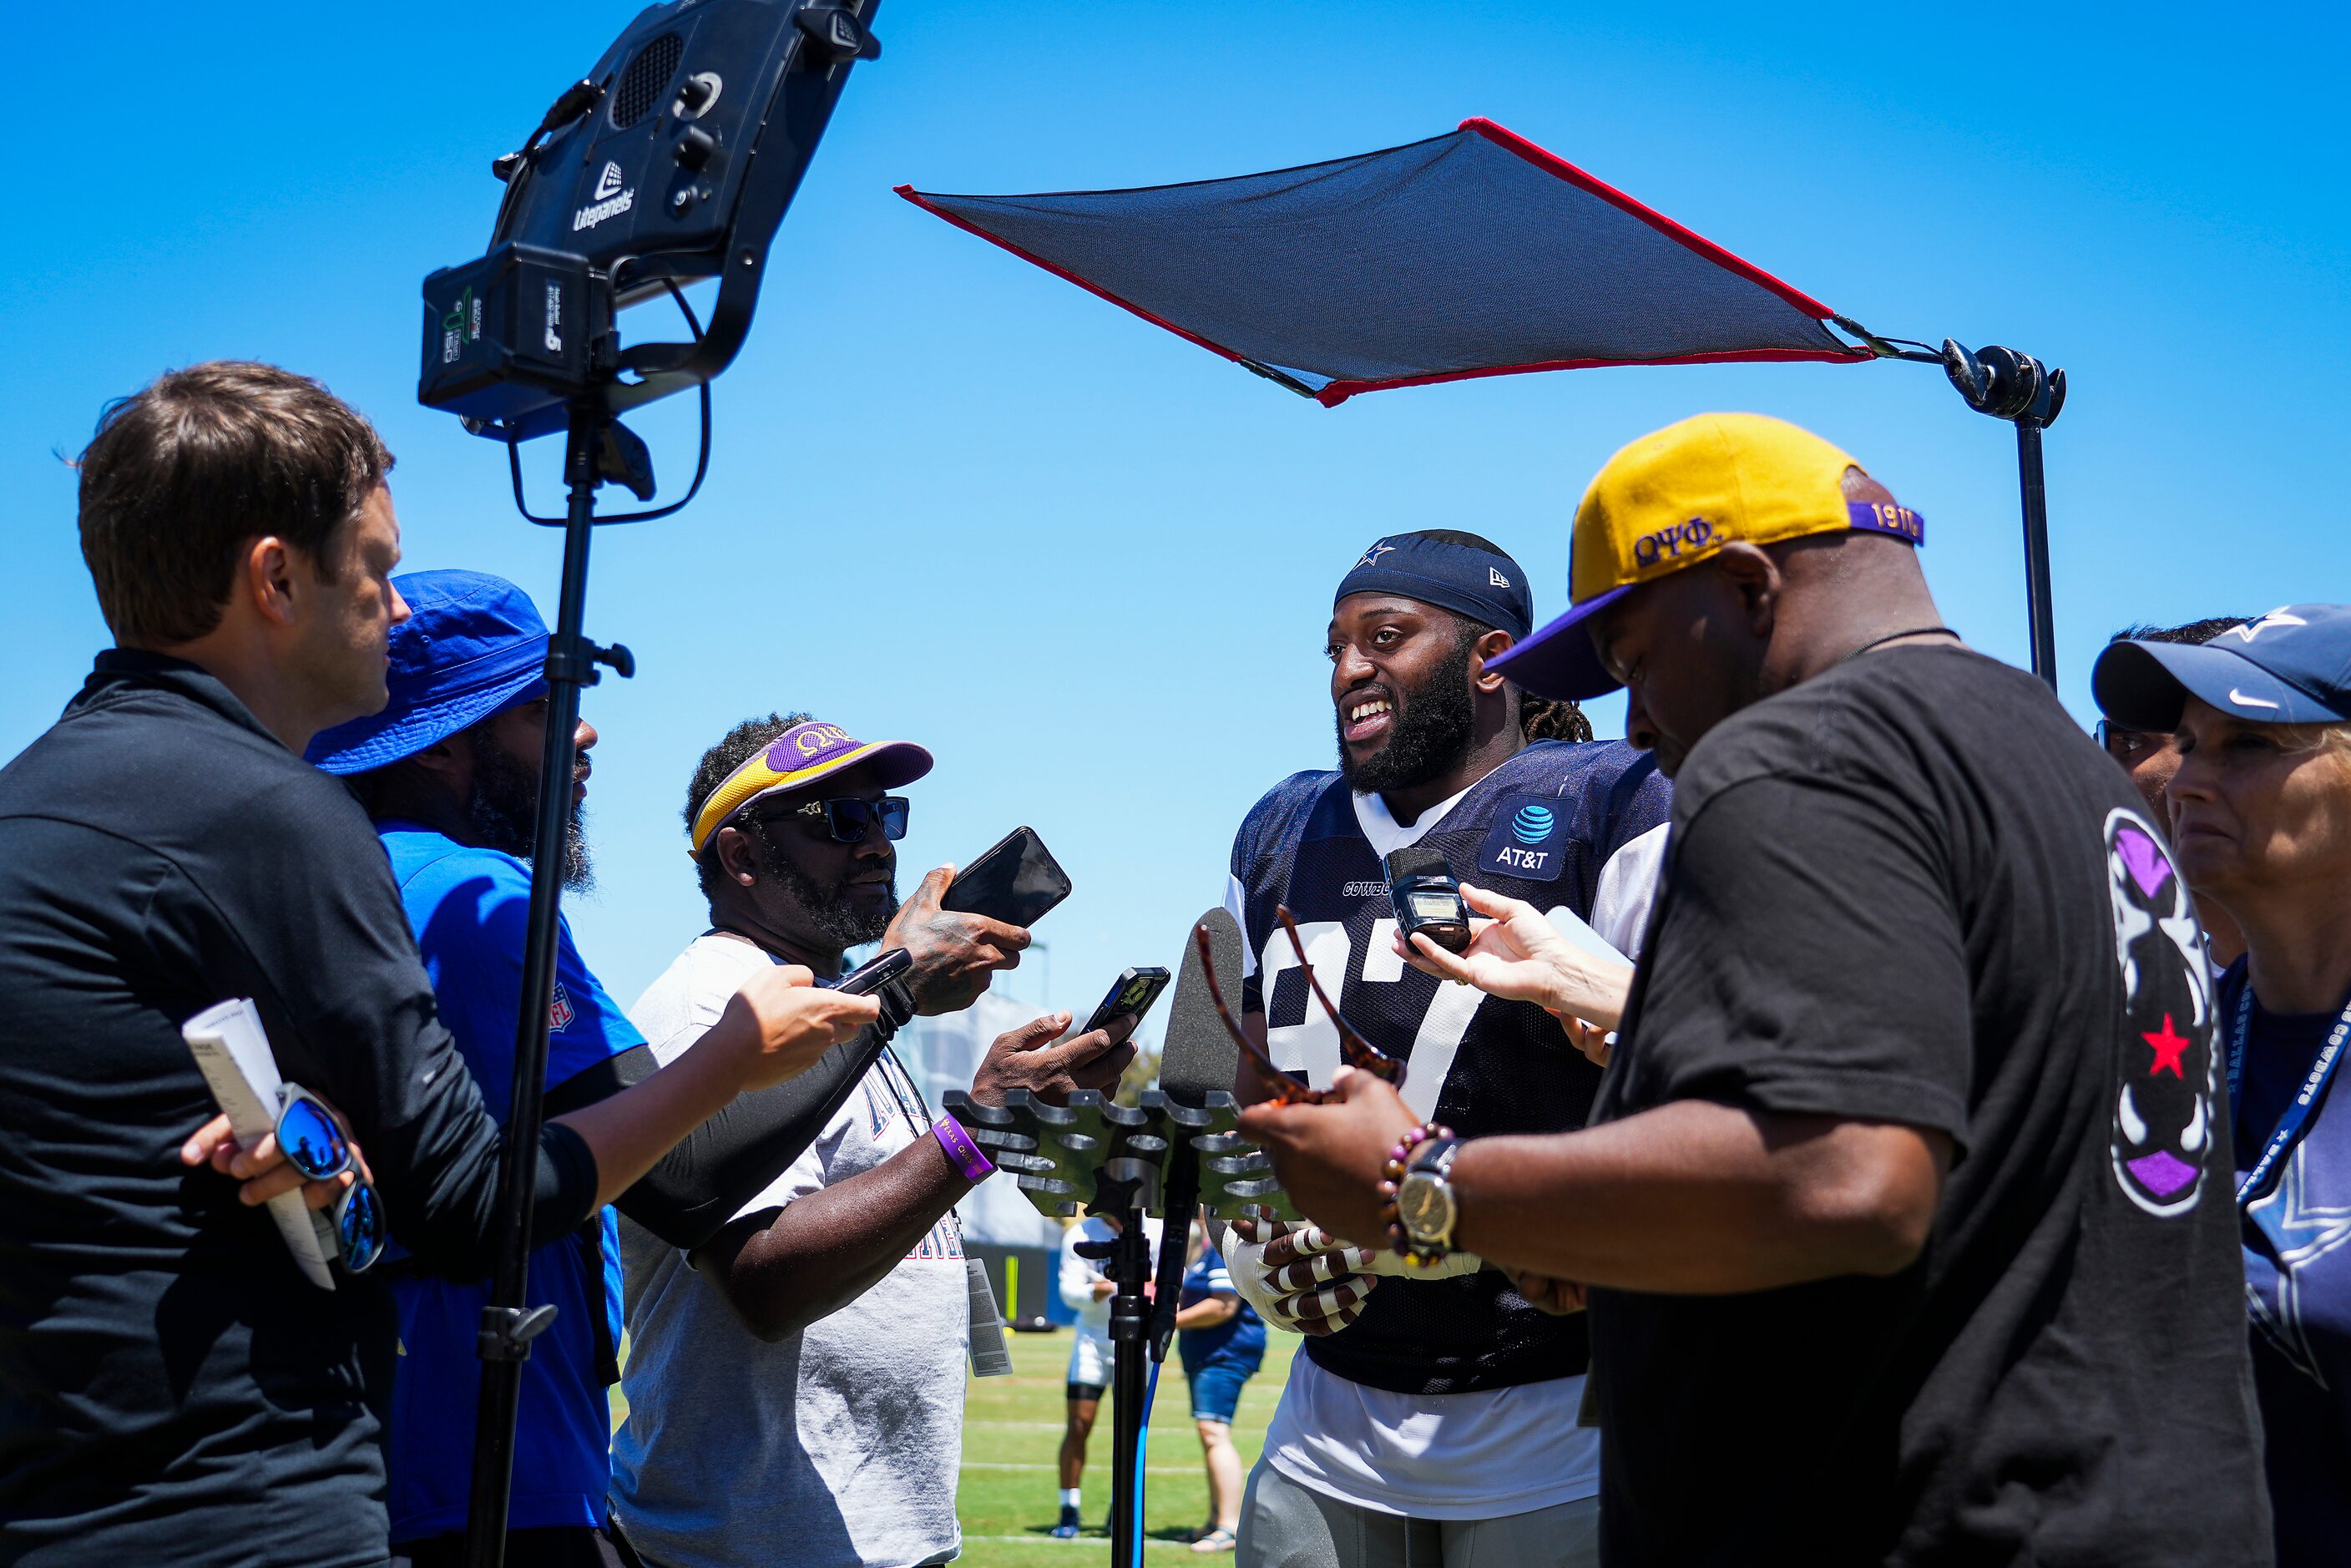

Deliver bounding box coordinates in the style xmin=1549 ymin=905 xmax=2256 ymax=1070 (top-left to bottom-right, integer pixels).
xmin=1067 ymin=1327 xmax=1111 ymax=1394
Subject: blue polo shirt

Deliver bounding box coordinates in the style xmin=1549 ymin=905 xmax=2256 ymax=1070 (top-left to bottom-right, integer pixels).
xmin=378 ymin=825 xmax=642 ymax=1543
xmin=1176 ymin=1252 xmax=1264 ymax=1369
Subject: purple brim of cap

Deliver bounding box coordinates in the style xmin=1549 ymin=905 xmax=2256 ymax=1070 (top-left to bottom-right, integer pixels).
xmin=2092 ymin=640 xmax=2348 ymax=731
xmin=1489 ymin=585 xmax=1635 ymax=701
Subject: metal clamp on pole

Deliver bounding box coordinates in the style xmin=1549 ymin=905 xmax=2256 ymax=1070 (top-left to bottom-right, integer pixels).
xmin=542 ymin=640 xmax=635 ymax=687
xmin=1827 ymin=316 xmax=2071 ymax=695
xmin=476 ymin=1302 xmax=560 ymax=1363
xmin=1940 ymin=340 xmax=2068 ymax=692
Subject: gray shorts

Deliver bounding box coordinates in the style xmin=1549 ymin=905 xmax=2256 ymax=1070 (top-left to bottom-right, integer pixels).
xmin=1236 ymin=1458 xmax=1600 ymax=1568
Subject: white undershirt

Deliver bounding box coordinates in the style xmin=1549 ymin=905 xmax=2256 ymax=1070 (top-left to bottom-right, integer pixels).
xmin=1237 ymin=770 xmax=1666 ymax=1516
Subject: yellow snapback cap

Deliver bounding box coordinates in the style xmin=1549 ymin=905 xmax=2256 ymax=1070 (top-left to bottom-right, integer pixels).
xmin=1491 ymin=412 xmax=1923 ymax=699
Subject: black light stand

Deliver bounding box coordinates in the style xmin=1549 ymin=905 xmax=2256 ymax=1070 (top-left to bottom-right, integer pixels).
xmin=463 ymin=405 xmax=637 ymax=1566
xmin=1833 ymin=318 xmax=2070 ymax=692
xmin=412 ymin=4 xmax=883 ymax=1564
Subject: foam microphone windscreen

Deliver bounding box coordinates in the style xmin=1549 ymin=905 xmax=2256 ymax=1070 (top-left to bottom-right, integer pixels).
xmin=1158 ymin=906 xmax=1246 ymax=1105
xmin=1383 ymin=844 xmax=1450 ymax=883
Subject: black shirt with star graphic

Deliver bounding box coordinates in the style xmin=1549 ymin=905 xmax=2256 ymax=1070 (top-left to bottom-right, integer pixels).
xmin=1586 ymin=645 xmax=2269 ymax=1566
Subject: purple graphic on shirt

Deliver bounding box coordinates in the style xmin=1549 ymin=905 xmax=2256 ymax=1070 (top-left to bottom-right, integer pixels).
xmin=2128 ymin=1149 xmax=2200 ymax=1199
xmin=2115 ymin=822 xmax=2174 ymax=903
xmin=2102 ymin=807 xmax=2217 ymax=1218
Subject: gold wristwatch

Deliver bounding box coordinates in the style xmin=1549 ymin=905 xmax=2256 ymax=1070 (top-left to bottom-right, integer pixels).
xmin=1396 ymin=1135 xmax=1463 ymax=1265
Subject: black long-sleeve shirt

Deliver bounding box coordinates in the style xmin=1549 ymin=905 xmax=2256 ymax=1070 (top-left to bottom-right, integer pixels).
xmin=0 ymin=652 xmax=600 ymax=1567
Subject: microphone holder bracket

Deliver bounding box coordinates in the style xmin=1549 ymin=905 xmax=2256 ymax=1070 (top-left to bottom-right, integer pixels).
xmin=957 ymin=1089 xmax=1282 ymax=1568
xmin=943 ymin=1088 xmax=1300 ymax=1225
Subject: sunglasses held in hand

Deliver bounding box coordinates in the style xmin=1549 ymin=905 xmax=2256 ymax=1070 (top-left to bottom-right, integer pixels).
xmin=275 ymin=1085 xmax=387 ymax=1273
xmin=1194 ymin=908 xmax=1406 ymax=1106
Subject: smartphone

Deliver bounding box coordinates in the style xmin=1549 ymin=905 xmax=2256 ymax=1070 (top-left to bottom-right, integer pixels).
xmin=941 ymin=826 xmax=1073 ymax=928
xmin=833 ymin=947 xmax=913 ymax=996
xmin=1079 ymin=966 xmax=1172 ymax=1035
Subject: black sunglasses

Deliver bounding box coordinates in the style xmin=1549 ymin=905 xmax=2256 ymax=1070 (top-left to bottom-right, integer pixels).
xmin=2095 ymin=721 xmax=2166 ymax=763
xmin=771 ymin=795 xmax=911 ymax=844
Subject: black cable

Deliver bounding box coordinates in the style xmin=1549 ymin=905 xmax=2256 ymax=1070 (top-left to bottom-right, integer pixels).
xmin=503 ymin=279 xmax=715 ymax=526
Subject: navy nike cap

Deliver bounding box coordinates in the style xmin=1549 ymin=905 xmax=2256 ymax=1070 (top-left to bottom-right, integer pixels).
xmin=2092 ymin=604 xmax=2351 ymax=731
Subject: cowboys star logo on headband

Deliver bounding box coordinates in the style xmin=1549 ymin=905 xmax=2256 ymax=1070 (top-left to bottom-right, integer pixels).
xmin=1334 ymin=533 xmax=1534 ymax=642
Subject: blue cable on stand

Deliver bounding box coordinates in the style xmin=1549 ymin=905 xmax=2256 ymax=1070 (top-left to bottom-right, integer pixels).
xmin=1134 ymin=1360 xmax=1160 ymax=1560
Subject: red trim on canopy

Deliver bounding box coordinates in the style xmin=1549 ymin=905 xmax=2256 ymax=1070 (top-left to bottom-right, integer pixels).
xmin=1314 ymin=347 xmax=1865 ymax=407
xmin=893 ymin=184 xmax=1261 ymax=375
xmin=898 ymin=122 xmax=1872 ymax=406
xmin=1458 ymin=119 xmax=1849 ymax=324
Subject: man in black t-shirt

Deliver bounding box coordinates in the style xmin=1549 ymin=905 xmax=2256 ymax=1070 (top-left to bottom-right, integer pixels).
xmin=1242 ymin=414 xmax=2269 ymax=1565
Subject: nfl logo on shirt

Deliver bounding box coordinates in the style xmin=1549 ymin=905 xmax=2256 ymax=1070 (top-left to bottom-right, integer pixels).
xmin=549 ymin=984 xmax=575 ymax=1031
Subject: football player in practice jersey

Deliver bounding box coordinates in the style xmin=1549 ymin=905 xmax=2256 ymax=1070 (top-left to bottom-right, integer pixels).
xmin=1219 ymin=530 xmax=1670 ymax=1567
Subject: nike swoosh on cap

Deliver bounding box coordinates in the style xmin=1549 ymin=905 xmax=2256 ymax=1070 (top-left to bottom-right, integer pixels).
xmin=2228 ymin=688 xmax=2282 ymax=710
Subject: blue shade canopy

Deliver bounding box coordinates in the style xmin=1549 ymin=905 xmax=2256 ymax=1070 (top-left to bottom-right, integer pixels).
xmin=898 ymin=119 xmax=1866 ymax=406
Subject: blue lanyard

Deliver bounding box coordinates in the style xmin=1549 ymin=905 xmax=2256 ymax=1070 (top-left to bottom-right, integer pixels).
xmin=2229 ymin=983 xmax=2351 ymax=1207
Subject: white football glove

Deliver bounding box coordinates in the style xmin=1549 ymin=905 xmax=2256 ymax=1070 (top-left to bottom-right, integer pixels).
xmin=1219 ymin=1220 xmax=1378 ymax=1335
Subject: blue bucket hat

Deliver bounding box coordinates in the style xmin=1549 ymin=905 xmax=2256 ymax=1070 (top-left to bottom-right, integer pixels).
xmin=2092 ymin=604 xmax=2351 ymax=731
xmin=307 ymin=570 xmax=550 ymax=776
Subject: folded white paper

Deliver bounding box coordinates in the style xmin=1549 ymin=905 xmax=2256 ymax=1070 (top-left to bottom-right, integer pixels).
xmin=183 ymin=999 xmax=336 ymax=1291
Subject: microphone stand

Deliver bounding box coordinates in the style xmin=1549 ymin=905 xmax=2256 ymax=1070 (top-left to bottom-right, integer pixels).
xmin=1076 ymin=1180 xmax=1155 ymax=1568
xmin=947 ymin=1086 xmax=1295 ymax=1566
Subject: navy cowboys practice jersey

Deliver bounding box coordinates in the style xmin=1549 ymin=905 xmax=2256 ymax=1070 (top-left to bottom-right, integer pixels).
xmin=1227 ymin=741 xmax=1670 ymax=1395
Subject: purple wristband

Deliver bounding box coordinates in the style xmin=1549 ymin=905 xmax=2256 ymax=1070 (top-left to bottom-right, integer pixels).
xmin=933 ymin=1115 xmax=995 ymax=1182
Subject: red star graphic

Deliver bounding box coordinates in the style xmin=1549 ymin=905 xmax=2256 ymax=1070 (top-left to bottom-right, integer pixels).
xmin=2142 ymin=1014 xmax=2190 ymax=1080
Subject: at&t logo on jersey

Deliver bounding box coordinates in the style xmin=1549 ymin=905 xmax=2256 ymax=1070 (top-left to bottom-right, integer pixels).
xmin=1478 ymin=795 xmax=1566 ymax=881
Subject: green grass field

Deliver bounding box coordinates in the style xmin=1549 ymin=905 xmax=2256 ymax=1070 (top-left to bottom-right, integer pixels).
xmin=614 ymin=1324 xmax=1296 ymax=1565
xmin=955 ymin=1328 xmax=1296 ymax=1566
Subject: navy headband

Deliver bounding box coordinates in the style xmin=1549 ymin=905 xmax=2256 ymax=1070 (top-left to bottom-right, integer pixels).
xmin=1334 ymin=535 xmax=1533 ymax=641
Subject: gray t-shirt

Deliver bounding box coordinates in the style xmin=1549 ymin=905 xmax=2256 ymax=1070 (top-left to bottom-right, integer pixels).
xmin=610 ymin=934 xmax=970 ymax=1568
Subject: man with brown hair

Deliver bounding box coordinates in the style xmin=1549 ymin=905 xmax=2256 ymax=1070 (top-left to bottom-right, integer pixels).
xmin=0 ymin=363 xmax=868 ymax=1565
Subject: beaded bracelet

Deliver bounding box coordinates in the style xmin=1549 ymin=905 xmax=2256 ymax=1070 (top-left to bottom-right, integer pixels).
xmin=1376 ymin=1121 xmax=1454 ymax=1261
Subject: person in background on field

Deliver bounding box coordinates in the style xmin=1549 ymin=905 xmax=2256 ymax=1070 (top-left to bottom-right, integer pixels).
xmin=1054 ymin=1214 xmax=1118 ymax=1540
xmin=1174 ymin=1221 xmax=1266 ymax=1555
xmin=2101 ymin=615 xmax=2256 ymax=968
xmin=2095 ymin=604 xmax=2351 ymax=1567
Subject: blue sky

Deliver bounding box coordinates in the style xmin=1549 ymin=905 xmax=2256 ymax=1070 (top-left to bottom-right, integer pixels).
xmin=4 ymin=2 xmax=2343 ymax=1024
